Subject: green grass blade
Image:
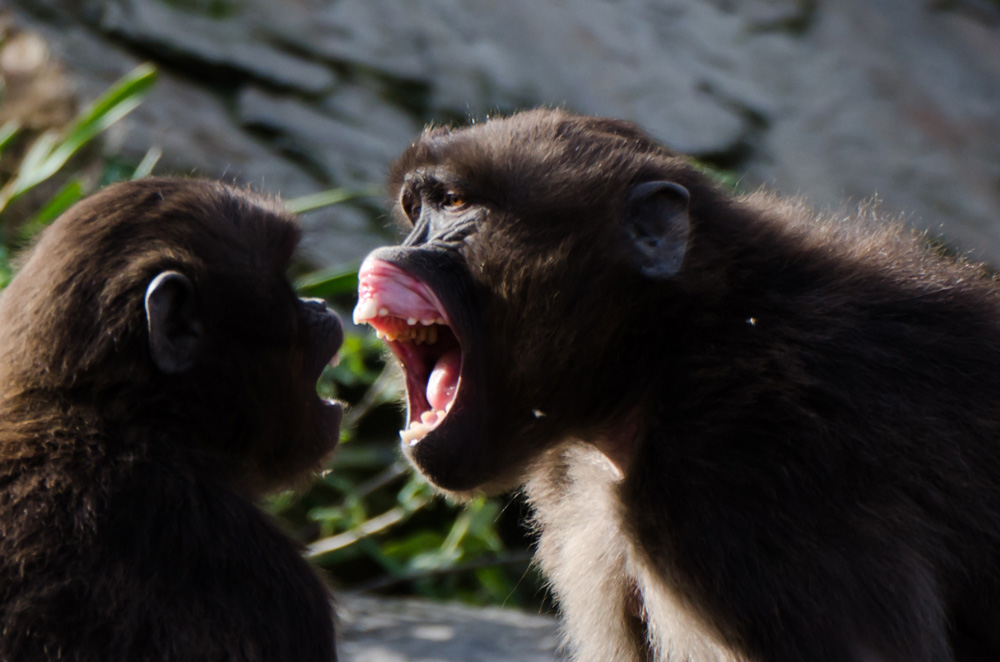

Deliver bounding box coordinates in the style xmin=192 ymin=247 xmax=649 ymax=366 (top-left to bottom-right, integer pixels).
xmin=0 ymin=132 xmax=58 ymax=215
xmin=294 ymin=266 xmax=359 ymax=299
xmin=0 ymin=64 xmax=157 ymax=213
xmin=0 ymin=245 xmax=11 ymax=290
xmin=11 ymin=131 xmax=58 ymax=184
xmin=0 ymin=120 xmax=20 ymax=156
xmin=131 ymin=146 xmax=162 ymax=180
xmin=41 ymin=63 xmax=158 ymax=183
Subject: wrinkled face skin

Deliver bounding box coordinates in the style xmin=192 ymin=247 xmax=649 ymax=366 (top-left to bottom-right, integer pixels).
xmin=355 ymin=109 xmax=700 ymax=495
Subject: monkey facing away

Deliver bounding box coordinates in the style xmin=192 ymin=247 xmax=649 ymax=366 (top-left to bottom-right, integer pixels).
xmin=0 ymin=178 xmax=343 ymax=661
xmin=355 ymin=109 xmax=1000 ymax=661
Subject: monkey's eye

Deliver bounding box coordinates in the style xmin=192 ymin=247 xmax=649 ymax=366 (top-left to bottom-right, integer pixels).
xmin=441 ymin=191 xmax=467 ymax=211
xmin=400 ymin=186 xmax=422 ymax=223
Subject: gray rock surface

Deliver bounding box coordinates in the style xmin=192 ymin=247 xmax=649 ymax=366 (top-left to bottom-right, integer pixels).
xmin=339 ymin=596 xmax=563 ymax=662
xmin=8 ymin=0 xmax=1000 ymax=262
xmin=99 ymin=0 xmax=337 ymax=95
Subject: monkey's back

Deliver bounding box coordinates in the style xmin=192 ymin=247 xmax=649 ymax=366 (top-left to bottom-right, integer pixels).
xmin=622 ymin=193 xmax=1000 ymax=659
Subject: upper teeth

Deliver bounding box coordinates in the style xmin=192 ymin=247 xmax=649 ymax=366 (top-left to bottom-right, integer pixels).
xmin=352 ymin=297 xmax=447 ymax=328
xmin=374 ymin=325 xmax=439 ymax=344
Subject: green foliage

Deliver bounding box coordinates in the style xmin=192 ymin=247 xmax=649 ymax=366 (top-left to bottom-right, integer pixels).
xmin=0 ymin=245 xmax=11 ymax=290
xmin=0 ymin=63 xmax=158 ymax=284
xmin=293 ymin=265 xmax=360 ymax=301
xmin=0 ymin=63 xmax=158 ymax=220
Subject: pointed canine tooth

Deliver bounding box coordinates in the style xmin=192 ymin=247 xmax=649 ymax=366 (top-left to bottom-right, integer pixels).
xmin=375 ymin=330 xmax=386 ymax=340
xmin=407 ymin=317 xmax=418 ymax=325
xmin=353 ymin=298 xmax=379 ymax=324
xmin=378 ymin=307 xmax=389 ymax=317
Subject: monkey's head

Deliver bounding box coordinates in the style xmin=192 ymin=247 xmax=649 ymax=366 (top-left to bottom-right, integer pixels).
xmin=0 ymin=178 xmax=344 ymax=494
xmin=357 ymin=109 xmax=717 ymax=495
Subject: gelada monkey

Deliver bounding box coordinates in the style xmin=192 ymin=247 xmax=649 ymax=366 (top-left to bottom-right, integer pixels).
xmin=0 ymin=178 xmax=343 ymax=661
xmin=356 ymin=109 xmax=1000 ymax=661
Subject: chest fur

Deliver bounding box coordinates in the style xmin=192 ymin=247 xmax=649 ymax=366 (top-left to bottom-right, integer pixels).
xmin=525 ymin=444 xmax=735 ymax=662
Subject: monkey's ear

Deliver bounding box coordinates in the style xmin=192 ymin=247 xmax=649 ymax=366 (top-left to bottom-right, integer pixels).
xmin=623 ymin=181 xmax=691 ymax=279
xmin=145 ymin=271 xmax=204 ymax=374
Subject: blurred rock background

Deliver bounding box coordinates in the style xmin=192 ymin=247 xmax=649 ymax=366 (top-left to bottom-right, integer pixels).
xmin=5 ymin=0 xmax=1000 ymax=264
xmin=3 ymin=1 xmax=999 ymax=659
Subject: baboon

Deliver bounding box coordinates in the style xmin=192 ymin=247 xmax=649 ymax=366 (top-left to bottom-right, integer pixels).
xmin=0 ymin=178 xmax=343 ymax=661
xmin=356 ymin=109 xmax=1000 ymax=661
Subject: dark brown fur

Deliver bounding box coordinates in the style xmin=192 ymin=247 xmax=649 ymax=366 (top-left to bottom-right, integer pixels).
xmin=364 ymin=109 xmax=1000 ymax=661
xmin=0 ymin=178 xmax=342 ymax=661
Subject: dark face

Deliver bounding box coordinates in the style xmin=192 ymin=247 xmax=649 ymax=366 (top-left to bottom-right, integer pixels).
xmin=276 ymin=293 xmax=346 ymax=476
xmin=173 ymin=222 xmax=346 ymax=494
xmin=356 ymin=110 xmax=698 ymax=494
xmin=230 ymin=290 xmax=345 ymax=489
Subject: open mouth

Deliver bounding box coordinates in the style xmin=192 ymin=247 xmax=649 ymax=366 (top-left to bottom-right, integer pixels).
xmin=300 ymin=298 xmax=346 ymax=438
xmin=354 ymin=258 xmax=461 ymax=445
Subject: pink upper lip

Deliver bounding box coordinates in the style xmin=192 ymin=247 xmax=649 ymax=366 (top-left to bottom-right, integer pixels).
xmin=355 ymin=257 xmax=451 ymax=325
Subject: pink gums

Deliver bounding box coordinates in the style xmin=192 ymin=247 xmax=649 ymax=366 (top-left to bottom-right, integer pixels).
xmin=357 ymin=258 xmax=446 ymax=323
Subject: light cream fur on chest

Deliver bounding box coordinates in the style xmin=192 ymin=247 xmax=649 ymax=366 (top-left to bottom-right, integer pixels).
xmin=526 ymin=444 xmax=737 ymax=662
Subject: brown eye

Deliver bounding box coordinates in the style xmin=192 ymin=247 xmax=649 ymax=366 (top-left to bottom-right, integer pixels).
xmin=442 ymin=191 xmax=466 ymax=210
xmin=400 ymin=186 xmax=421 ymax=223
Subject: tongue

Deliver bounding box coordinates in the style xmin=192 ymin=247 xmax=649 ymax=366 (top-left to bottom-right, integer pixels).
xmin=427 ymin=348 xmax=461 ymax=412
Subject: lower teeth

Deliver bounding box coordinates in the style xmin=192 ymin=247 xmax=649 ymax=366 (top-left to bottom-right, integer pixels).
xmin=400 ymin=409 xmax=447 ymax=445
